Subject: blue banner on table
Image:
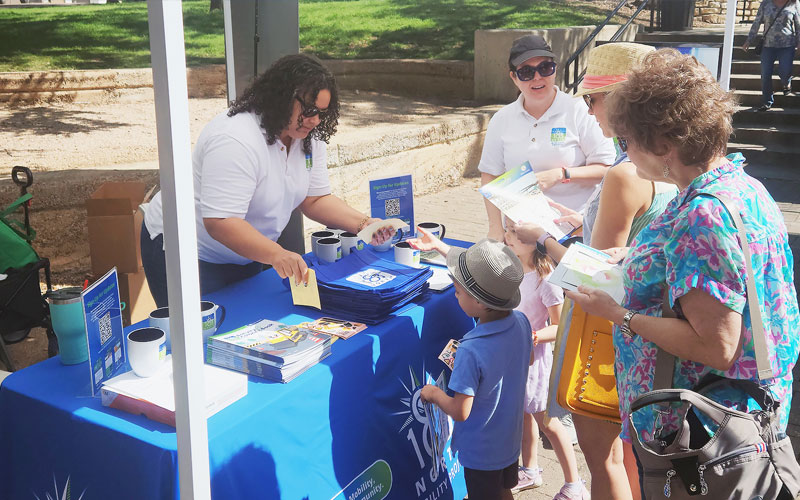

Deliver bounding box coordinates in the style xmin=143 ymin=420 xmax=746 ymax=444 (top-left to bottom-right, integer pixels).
xmin=369 ymin=175 xmax=414 ymax=238
xmin=81 ymin=267 xmax=126 ymax=396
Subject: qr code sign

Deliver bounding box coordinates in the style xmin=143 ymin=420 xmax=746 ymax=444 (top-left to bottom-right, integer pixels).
xmin=98 ymin=311 xmax=112 ymax=344
xmin=384 ymin=198 xmax=400 ymax=217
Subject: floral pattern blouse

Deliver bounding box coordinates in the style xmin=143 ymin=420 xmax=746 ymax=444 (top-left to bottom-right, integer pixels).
xmin=614 ymin=159 xmax=800 ymax=443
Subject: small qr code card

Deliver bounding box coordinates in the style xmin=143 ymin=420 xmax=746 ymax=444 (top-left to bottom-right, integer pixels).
xmin=438 ymin=339 xmax=460 ymax=370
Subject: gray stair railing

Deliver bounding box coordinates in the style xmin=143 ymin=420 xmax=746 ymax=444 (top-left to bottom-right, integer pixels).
xmin=563 ymin=0 xmax=653 ymax=94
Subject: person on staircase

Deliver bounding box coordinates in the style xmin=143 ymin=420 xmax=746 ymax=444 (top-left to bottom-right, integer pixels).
xmin=742 ymin=0 xmax=800 ymax=111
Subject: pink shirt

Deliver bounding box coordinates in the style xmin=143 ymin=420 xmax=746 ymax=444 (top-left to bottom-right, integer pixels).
xmin=516 ymin=271 xmax=564 ymax=329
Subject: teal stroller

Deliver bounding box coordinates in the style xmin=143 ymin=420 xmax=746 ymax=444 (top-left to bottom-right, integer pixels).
xmin=0 ymin=166 xmax=56 ymax=371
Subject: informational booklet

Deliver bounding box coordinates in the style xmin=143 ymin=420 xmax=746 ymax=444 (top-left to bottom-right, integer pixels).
xmin=548 ymin=242 xmax=625 ymax=304
xmin=299 ymin=317 xmax=367 ymax=340
xmin=100 ymin=355 xmax=247 ymax=427
xmin=207 ymin=319 xmax=332 ymax=365
xmin=423 ymin=371 xmax=452 ymax=472
xmin=478 ymin=161 xmax=574 ymax=240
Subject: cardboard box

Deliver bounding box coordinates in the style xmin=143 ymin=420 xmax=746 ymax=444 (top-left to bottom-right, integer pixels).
xmin=86 ymin=182 xmax=146 ymax=276
xmin=117 ymin=268 xmax=157 ymax=327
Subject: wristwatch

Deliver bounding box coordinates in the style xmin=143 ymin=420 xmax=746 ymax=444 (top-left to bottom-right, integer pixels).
xmin=536 ymin=232 xmax=555 ymax=255
xmin=620 ymin=310 xmax=639 ymax=339
xmin=561 ymin=167 xmax=571 ymax=184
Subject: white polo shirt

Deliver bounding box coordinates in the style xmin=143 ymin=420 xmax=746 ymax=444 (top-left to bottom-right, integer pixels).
xmin=478 ymin=89 xmax=616 ymax=212
xmin=144 ymin=110 xmax=331 ymax=265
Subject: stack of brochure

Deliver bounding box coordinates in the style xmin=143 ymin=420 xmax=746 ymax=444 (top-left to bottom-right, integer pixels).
xmin=299 ymin=247 xmax=434 ymax=324
xmin=206 ymin=319 xmax=333 ymax=383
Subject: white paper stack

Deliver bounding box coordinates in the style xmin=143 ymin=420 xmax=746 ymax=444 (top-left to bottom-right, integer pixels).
xmin=100 ymin=355 xmax=248 ymax=427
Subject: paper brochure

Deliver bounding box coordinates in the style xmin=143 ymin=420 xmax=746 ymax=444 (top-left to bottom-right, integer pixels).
xmin=479 ymin=161 xmax=574 ymax=240
xmin=548 ymin=242 xmax=625 ymax=304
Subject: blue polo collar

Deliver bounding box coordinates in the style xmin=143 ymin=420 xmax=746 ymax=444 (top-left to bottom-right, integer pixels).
xmin=463 ymin=311 xmax=519 ymax=340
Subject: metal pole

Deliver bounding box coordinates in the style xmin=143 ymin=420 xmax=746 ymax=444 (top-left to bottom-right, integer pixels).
xmin=222 ymin=0 xmax=236 ymax=105
xmin=720 ymin=0 xmax=737 ymax=90
xmin=146 ymin=1 xmax=211 ymax=498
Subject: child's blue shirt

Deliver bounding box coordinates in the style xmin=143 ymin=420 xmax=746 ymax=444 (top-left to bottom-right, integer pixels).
xmin=448 ymin=310 xmax=532 ymax=470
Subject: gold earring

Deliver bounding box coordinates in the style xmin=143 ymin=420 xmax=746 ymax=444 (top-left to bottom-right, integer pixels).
xmin=663 ymin=161 xmax=670 ymax=178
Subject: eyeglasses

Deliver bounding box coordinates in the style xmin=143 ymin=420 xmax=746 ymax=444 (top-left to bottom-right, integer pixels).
xmin=294 ymin=95 xmax=329 ymax=119
xmin=514 ymin=61 xmax=557 ymax=81
xmin=617 ymin=137 xmax=628 ymax=152
xmin=583 ymin=94 xmax=594 ymax=112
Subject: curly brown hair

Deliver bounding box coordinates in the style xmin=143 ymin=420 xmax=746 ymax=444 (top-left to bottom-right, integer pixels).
xmin=606 ymin=49 xmax=737 ymax=166
xmin=228 ymin=54 xmax=340 ymax=155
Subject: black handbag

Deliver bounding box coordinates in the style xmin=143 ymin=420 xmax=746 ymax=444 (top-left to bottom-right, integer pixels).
xmin=629 ymin=193 xmax=800 ymax=500
xmin=753 ymin=3 xmax=788 ymax=56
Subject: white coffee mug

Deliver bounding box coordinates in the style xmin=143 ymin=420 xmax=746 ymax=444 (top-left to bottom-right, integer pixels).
xmin=148 ymin=306 xmax=171 ymax=351
xmin=127 ymin=327 xmax=167 ymax=377
xmin=339 ymin=231 xmax=363 ymax=256
xmin=326 ymin=227 xmax=344 ymax=238
xmin=315 ymin=237 xmax=342 ymax=263
xmin=311 ymin=230 xmax=336 ymax=255
xmin=201 ymin=301 xmax=225 ymax=343
xmin=394 ymin=241 xmax=421 ymax=268
xmin=417 ymin=222 xmax=446 ymax=241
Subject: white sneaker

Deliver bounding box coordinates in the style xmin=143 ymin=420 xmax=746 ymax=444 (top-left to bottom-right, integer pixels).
xmin=512 ymin=466 xmax=543 ymax=492
xmin=552 ymin=481 xmax=590 ymax=500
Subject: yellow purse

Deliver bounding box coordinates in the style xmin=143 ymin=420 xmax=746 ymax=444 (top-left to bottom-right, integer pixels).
xmin=551 ymin=298 xmax=621 ymax=422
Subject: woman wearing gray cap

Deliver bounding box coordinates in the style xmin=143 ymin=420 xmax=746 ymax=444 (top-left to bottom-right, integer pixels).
xmin=479 ymin=34 xmax=616 ymax=242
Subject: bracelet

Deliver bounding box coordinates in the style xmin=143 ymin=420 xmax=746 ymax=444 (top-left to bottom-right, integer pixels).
xmin=356 ymin=216 xmax=371 ymax=233
xmin=532 ymin=329 xmax=539 ymax=346
xmin=561 ymin=167 xmax=571 ymax=184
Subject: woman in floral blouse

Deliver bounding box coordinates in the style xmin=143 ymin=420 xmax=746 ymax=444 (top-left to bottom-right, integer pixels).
xmin=566 ymin=49 xmax=800 ymax=476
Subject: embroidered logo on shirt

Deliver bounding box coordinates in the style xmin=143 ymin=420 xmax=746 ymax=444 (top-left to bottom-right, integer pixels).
xmin=305 ymin=152 xmax=313 ymax=171
xmin=550 ymin=127 xmax=567 ymax=146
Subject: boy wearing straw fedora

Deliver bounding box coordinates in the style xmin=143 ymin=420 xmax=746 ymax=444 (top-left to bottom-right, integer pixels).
xmin=413 ymin=230 xmax=532 ymax=500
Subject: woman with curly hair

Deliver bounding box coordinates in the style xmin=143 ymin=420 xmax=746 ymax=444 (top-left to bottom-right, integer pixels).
xmin=563 ymin=49 xmax=799 ymax=494
xmin=142 ymin=54 xmax=392 ymax=307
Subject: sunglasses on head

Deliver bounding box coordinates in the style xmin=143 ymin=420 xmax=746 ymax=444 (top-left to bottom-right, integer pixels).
xmin=514 ymin=60 xmax=557 ymax=81
xmin=617 ymin=137 xmax=628 ymax=152
xmin=294 ymin=95 xmax=329 ymax=119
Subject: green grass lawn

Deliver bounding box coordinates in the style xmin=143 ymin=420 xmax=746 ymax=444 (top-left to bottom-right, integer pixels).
xmin=0 ymin=0 xmax=620 ymax=71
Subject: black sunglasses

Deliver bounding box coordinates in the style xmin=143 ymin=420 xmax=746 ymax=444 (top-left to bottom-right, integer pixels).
xmin=617 ymin=137 xmax=628 ymax=152
xmin=514 ymin=61 xmax=557 ymax=81
xmin=294 ymin=95 xmax=329 ymax=119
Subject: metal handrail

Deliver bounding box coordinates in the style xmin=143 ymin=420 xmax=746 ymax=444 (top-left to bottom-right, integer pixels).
xmin=563 ymin=0 xmax=653 ymax=94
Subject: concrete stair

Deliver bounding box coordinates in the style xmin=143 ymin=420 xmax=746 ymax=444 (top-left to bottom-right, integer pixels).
xmin=636 ymin=28 xmax=800 ymax=204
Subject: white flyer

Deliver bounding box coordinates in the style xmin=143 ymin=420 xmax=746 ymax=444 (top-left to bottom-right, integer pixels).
xmin=548 ymin=242 xmax=625 ymax=304
xmin=479 ymin=161 xmax=575 ymax=240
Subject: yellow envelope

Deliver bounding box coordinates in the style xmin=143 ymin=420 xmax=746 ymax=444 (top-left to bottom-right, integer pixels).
xmin=290 ymin=268 xmax=321 ymax=310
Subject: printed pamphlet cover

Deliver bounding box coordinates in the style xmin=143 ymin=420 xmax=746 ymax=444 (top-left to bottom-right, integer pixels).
xmin=369 ymin=175 xmax=414 ymax=238
xmin=438 ymin=339 xmax=459 ymax=370
xmin=478 ymin=161 xmax=574 ymax=240
xmin=547 ymin=242 xmax=625 ymax=304
xmin=423 ymin=371 xmax=452 ymax=471
xmin=208 ymin=319 xmax=332 ymax=365
xmin=82 ymin=267 xmax=127 ymax=396
xmin=300 ymin=317 xmax=367 ymax=339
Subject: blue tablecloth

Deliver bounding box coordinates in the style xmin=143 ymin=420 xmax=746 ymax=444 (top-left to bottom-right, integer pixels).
xmin=0 ymin=248 xmax=474 ymax=500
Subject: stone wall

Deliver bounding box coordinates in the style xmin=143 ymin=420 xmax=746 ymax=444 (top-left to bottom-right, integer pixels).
xmin=694 ymin=0 xmax=762 ymax=24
